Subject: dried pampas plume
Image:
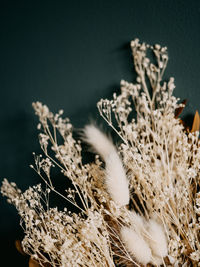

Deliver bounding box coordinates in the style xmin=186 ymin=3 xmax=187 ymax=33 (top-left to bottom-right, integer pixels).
xmin=1 ymin=38 xmax=200 ymax=267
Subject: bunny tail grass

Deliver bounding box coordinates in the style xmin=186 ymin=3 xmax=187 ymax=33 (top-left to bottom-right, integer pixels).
xmin=121 ymin=226 xmax=152 ymax=265
xmin=83 ymin=124 xmax=129 ymax=206
xmin=146 ymin=219 xmax=168 ymax=263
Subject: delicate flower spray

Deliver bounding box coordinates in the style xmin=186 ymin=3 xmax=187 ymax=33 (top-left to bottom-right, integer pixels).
xmin=1 ymin=39 xmax=200 ymax=266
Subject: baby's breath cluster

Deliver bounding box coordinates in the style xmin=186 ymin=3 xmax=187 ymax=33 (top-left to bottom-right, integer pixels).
xmin=1 ymin=39 xmax=200 ymax=266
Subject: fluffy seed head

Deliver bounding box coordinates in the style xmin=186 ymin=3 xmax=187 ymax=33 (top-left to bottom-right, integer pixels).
xmin=121 ymin=226 xmax=152 ymax=265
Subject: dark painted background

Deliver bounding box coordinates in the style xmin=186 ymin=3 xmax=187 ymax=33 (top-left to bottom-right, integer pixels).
xmin=0 ymin=0 xmax=200 ymax=265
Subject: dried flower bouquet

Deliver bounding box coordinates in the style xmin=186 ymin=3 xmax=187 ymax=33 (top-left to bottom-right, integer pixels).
xmin=2 ymin=39 xmax=200 ymax=266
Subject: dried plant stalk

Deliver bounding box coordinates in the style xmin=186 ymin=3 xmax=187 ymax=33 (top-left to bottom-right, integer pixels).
xmin=1 ymin=38 xmax=200 ymax=266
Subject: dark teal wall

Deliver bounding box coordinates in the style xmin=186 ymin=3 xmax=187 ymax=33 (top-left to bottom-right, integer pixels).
xmin=1 ymin=1 xmax=200 ymax=265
